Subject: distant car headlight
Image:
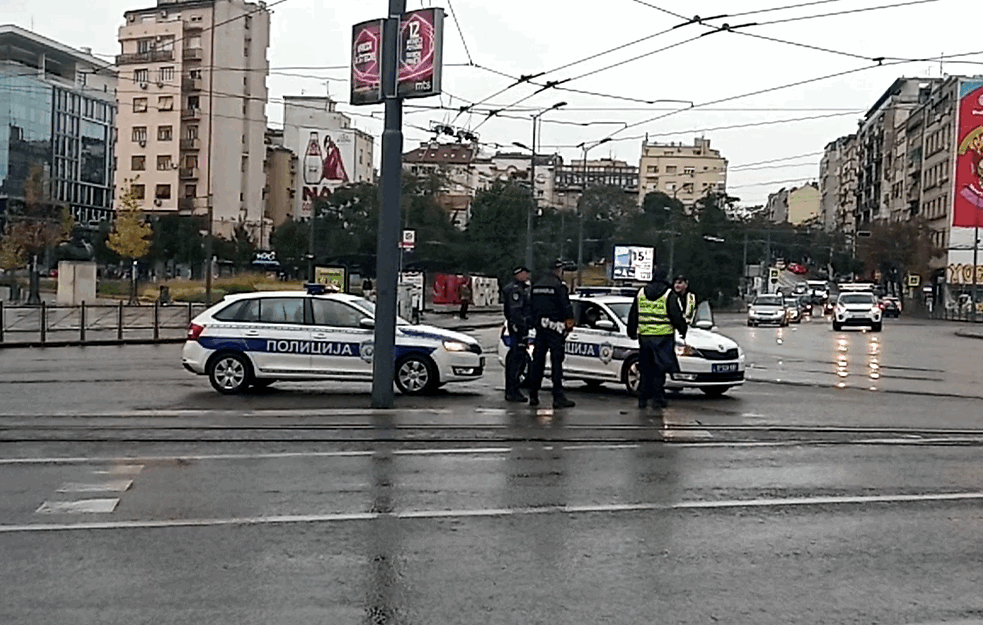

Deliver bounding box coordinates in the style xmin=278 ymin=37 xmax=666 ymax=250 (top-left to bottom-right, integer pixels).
xmin=748 ymin=307 xmax=756 ymax=315
xmin=443 ymin=340 xmax=471 ymax=352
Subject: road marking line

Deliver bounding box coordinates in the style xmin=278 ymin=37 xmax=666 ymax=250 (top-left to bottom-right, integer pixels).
xmin=5 ymin=491 xmax=982 ymax=533
xmin=91 ymin=465 xmax=144 ymax=475
xmin=56 ymin=480 xmax=133 ymax=493
xmin=35 ymin=499 xmax=119 ymax=514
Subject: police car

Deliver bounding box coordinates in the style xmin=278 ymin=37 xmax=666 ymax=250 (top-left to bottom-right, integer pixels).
xmin=498 ymin=294 xmax=745 ymax=397
xmin=183 ymin=286 xmax=484 ymax=395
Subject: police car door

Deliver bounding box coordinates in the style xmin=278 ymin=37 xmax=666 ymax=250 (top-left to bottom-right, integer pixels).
xmin=253 ymin=297 xmax=314 ymax=376
xmin=566 ymin=301 xmax=620 ymax=378
xmin=309 ymin=298 xmax=374 ymax=378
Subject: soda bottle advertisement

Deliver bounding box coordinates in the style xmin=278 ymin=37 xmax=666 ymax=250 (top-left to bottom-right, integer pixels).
xmin=298 ymin=128 xmax=356 ymax=218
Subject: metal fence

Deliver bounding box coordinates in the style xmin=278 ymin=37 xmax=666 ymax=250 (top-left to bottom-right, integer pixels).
xmin=0 ymin=301 xmax=209 ymax=346
xmin=930 ymin=307 xmax=983 ymax=323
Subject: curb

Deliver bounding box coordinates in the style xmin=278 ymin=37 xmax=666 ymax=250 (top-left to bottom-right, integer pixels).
xmin=955 ymin=330 xmax=983 ymax=341
xmin=0 ymin=338 xmax=185 ymax=349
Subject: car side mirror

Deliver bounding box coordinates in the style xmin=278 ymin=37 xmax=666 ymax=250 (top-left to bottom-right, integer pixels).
xmin=694 ymin=320 xmax=713 ymax=330
xmin=358 ymin=318 xmax=375 ymax=329
xmin=595 ymin=319 xmax=617 ymax=332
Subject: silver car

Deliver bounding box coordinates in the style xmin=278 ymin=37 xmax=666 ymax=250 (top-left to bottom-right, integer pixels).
xmin=747 ymin=294 xmax=788 ymax=327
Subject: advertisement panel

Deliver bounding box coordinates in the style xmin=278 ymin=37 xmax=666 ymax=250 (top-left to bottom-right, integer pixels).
xmin=314 ymin=266 xmax=347 ymax=291
xmin=350 ymin=20 xmax=384 ymax=106
xmin=298 ymin=128 xmax=355 ymax=218
xmin=397 ymin=8 xmax=444 ymax=99
xmin=953 ymin=79 xmax=983 ymax=228
xmin=612 ymin=245 xmax=655 ymax=282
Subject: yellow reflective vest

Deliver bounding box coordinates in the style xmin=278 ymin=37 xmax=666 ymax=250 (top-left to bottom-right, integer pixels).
xmin=637 ymin=288 xmax=674 ymax=336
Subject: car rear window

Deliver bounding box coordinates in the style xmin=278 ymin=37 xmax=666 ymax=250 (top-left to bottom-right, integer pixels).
xmin=213 ymin=298 xmax=260 ymax=322
xmin=259 ymin=298 xmax=307 ymax=324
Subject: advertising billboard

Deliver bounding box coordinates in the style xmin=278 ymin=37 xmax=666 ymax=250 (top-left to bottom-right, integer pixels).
xmin=298 ymin=128 xmax=355 ymax=218
xmin=612 ymin=246 xmax=655 ymax=282
xmin=315 ymin=266 xmax=347 ymax=291
xmin=953 ymin=79 xmax=983 ymax=228
xmin=397 ymin=8 xmax=444 ymax=99
xmin=351 ymin=20 xmax=384 ymax=105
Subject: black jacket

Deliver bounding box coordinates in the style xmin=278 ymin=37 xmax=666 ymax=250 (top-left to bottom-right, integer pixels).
xmin=502 ymin=279 xmax=531 ymax=336
xmin=626 ymin=272 xmax=688 ymax=340
xmin=531 ymin=273 xmax=574 ymax=324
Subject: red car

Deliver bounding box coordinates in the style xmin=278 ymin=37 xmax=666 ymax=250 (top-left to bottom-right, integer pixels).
xmin=787 ymin=263 xmax=808 ymax=275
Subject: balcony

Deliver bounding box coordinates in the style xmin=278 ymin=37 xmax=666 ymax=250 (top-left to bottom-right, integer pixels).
xmin=179 ymin=167 xmax=200 ymax=179
xmin=182 ymin=77 xmax=203 ymax=91
xmin=116 ymin=49 xmax=174 ymax=65
xmin=183 ymin=47 xmax=204 ymax=61
xmin=181 ymin=108 xmax=201 ymax=120
xmin=180 ymin=138 xmax=200 ymax=151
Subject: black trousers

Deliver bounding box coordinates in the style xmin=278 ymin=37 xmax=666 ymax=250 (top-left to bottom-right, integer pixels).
xmin=528 ymin=328 xmax=566 ymax=399
xmin=460 ymin=302 xmax=469 ymax=319
xmin=504 ymin=332 xmax=528 ymax=397
xmin=638 ymin=335 xmax=678 ymax=403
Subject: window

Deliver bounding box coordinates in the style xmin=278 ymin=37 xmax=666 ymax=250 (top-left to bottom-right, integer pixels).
xmin=160 ymin=66 xmax=175 ymax=82
xmin=157 ymin=155 xmax=173 ymax=170
xmin=188 ymin=68 xmax=202 ymax=79
xmin=213 ymin=299 xmax=260 ymax=322
xmin=159 ymin=96 xmax=174 ymax=111
xmin=131 ymin=155 xmax=146 ymax=171
xmin=134 ymin=68 xmax=149 ymax=83
xmin=186 ymin=125 xmax=199 ymax=140
xmin=683 ymin=166 xmax=695 ymax=175
xmin=187 ymin=35 xmax=202 ymax=48
xmin=190 ymin=14 xmax=203 ymax=22
xmin=646 ymin=165 xmax=658 ymax=173
xmin=665 ymin=165 xmax=677 ymax=174
xmin=133 ymin=97 xmax=148 ymax=112
xmin=188 ymin=95 xmax=200 ymax=109
xmin=158 ymin=125 xmax=173 ymax=141
xmin=137 ymin=39 xmax=153 ymax=53
xmin=155 ymin=184 xmax=171 ymax=200
xmin=312 ymin=299 xmax=365 ymax=328
xmin=158 ymin=37 xmax=175 ymax=52
xmin=132 ymin=126 xmax=148 ymax=143
xmin=259 ymin=298 xmax=307 ymax=324
xmin=185 ymin=155 xmax=198 ymax=168
xmin=132 ymin=184 xmax=146 ymax=199
xmin=185 ymin=184 xmax=197 ymax=198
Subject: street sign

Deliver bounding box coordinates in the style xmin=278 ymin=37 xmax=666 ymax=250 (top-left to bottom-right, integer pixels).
xmin=907 ymin=274 xmax=921 ymax=287
xmin=400 ymin=229 xmax=416 ymax=250
xmin=769 ymin=268 xmax=780 ymax=283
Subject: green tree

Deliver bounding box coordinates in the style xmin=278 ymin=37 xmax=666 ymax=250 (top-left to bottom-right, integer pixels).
xmin=465 ymin=181 xmax=529 ymax=281
xmin=270 ymin=219 xmax=311 ymax=279
xmin=107 ymin=180 xmax=153 ymax=304
xmin=0 ymin=165 xmax=74 ymax=303
xmin=861 ymin=219 xmax=940 ymax=291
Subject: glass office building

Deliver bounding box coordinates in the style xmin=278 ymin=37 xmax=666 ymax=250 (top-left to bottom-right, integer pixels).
xmin=0 ymin=25 xmax=117 ymax=231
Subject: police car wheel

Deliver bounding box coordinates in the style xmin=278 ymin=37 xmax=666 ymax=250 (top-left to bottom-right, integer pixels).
xmin=208 ymin=352 xmax=253 ymax=395
xmin=395 ymin=355 xmax=437 ymax=395
xmin=623 ymin=357 xmax=640 ymax=396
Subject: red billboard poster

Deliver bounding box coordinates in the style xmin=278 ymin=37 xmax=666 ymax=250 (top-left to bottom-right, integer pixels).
xmin=397 ymin=8 xmax=444 ymax=99
xmin=351 ymin=19 xmax=384 ymax=106
xmin=953 ymin=80 xmax=983 ymax=227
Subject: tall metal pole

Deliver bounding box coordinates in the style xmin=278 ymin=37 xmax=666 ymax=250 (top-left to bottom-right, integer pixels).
xmin=371 ymin=0 xmax=406 ymax=409
xmin=576 ymin=146 xmax=587 ymax=287
xmin=525 ymin=115 xmax=537 ymax=271
xmin=204 ymin=199 xmax=213 ymax=304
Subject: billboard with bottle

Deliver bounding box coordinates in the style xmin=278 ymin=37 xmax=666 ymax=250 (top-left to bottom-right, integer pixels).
xmin=297 ymin=128 xmax=356 ymax=218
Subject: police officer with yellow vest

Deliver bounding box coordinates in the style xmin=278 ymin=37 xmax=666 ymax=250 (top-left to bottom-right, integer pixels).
xmin=673 ymin=275 xmax=698 ymax=325
xmin=627 ymin=267 xmax=689 ymax=410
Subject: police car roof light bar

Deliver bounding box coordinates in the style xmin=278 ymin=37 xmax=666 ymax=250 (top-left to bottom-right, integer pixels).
xmin=304 ymin=283 xmax=328 ymax=295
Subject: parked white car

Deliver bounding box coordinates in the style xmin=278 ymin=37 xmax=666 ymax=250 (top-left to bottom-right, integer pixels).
xmin=498 ymin=294 xmax=745 ymax=397
xmin=182 ymin=287 xmax=484 ymax=395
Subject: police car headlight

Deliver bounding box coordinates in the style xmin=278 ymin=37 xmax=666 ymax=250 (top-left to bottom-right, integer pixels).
xmin=443 ymin=340 xmax=470 ymax=352
xmin=675 ymin=343 xmax=702 ymax=357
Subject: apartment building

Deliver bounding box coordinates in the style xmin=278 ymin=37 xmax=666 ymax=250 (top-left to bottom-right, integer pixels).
xmin=836 ymin=135 xmax=858 ymax=236
xmin=820 ymin=137 xmax=846 ymax=231
xmin=0 ymin=25 xmax=117 ymax=231
xmin=403 ymin=141 xmax=477 ymax=228
xmin=114 ymin=0 xmax=270 ymax=245
xmin=472 ymin=152 xmax=563 ymax=210
xmin=766 ymin=183 xmax=821 ymax=225
xmin=554 ymin=158 xmax=639 ymax=211
xmin=638 ymin=137 xmax=727 ymax=206
xmin=263 ymin=127 xmax=295 ymax=228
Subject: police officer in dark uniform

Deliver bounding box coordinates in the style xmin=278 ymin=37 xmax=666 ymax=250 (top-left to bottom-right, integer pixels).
xmin=527 ymin=260 xmax=577 ymax=409
xmin=503 ymin=266 xmax=532 ymax=402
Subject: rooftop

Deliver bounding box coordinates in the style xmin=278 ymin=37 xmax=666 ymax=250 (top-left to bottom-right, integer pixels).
xmin=0 ymin=24 xmax=115 ymax=79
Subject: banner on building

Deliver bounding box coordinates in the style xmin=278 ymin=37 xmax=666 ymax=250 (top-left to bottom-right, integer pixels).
xmin=953 ymin=79 xmax=983 ymax=228
xmin=298 ymin=128 xmax=355 ymax=218
xmin=351 ymin=20 xmax=384 ymax=106
xmin=612 ymin=245 xmax=654 ymax=282
xmin=397 ymin=8 xmax=444 ymax=99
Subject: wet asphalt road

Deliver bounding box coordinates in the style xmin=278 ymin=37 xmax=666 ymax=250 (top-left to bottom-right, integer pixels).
xmin=2 ymin=315 xmax=983 ymax=623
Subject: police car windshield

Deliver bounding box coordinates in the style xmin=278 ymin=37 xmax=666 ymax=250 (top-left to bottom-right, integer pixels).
xmin=840 ymin=294 xmax=875 ymax=305
xmin=606 ymin=302 xmax=632 ymax=324
xmin=348 ymin=298 xmax=410 ymax=325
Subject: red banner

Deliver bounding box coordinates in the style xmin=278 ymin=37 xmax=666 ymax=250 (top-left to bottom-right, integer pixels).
xmin=954 ymin=81 xmax=983 ymax=227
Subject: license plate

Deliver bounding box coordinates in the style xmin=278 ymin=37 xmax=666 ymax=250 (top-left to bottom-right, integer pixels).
xmin=712 ymin=363 xmax=738 ymax=373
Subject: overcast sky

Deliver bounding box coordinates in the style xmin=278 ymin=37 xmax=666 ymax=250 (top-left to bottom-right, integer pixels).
xmin=4 ymin=0 xmax=980 ymax=205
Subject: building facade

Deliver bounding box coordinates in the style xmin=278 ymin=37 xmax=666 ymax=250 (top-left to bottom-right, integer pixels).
xmin=114 ymin=0 xmax=271 ymax=245
xmin=403 ymin=141 xmax=477 ymax=228
xmin=555 ymin=158 xmax=639 ymax=211
xmin=472 ymin=152 xmax=563 ymax=210
xmin=638 ymin=137 xmax=727 ymax=206
xmin=0 ymin=25 xmax=117 ymax=230
xmin=820 ymin=136 xmax=850 ymax=232
xmin=262 ymin=127 xmax=295 ymax=229
xmin=766 ymin=183 xmax=821 ymax=225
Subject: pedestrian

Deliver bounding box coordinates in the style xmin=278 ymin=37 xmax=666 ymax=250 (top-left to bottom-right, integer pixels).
xmin=627 ymin=265 xmax=688 ymax=410
xmin=503 ymin=265 xmax=532 ymax=402
xmin=673 ymin=274 xmax=697 ymax=325
xmin=459 ymin=276 xmax=472 ymax=320
xmin=362 ymin=278 xmax=373 ymax=300
xmin=527 ymin=260 xmax=576 ymax=409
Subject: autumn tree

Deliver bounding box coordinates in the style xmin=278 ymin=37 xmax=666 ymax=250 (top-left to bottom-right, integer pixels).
xmin=0 ymin=165 xmax=73 ymax=304
xmin=107 ymin=180 xmax=153 ymax=304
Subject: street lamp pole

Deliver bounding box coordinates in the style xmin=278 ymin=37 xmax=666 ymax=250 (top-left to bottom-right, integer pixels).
xmin=524 ymin=102 xmax=566 ymax=272
xmin=576 ymin=137 xmax=611 ymax=287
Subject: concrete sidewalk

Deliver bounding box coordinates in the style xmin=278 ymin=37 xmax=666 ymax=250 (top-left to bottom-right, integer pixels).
xmin=955 ymin=328 xmax=983 ymax=340
xmin=423 ymin=311 xmax=503 ymax=332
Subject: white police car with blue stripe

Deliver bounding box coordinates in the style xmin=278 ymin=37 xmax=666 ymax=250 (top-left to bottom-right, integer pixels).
xmin=499 ymin=294 xmax=745 ymax=397
xmin=183 ymin=286 xmax=483 ymax=395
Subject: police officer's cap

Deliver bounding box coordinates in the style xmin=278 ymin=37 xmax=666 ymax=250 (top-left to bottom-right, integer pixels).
xmin=513 ymin=265 xmax=530 ymax=275
xmin=674 ymin=274 xmax=688 ymax=283
xmin=553 ymin=259 xmax=566 ymax=270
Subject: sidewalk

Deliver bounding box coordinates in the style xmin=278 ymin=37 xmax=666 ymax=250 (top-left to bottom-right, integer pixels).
xmin=423 ymin=311 xmax=503 ymax=332
xmin=955 ymin=328 xmax=983 ymax=340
